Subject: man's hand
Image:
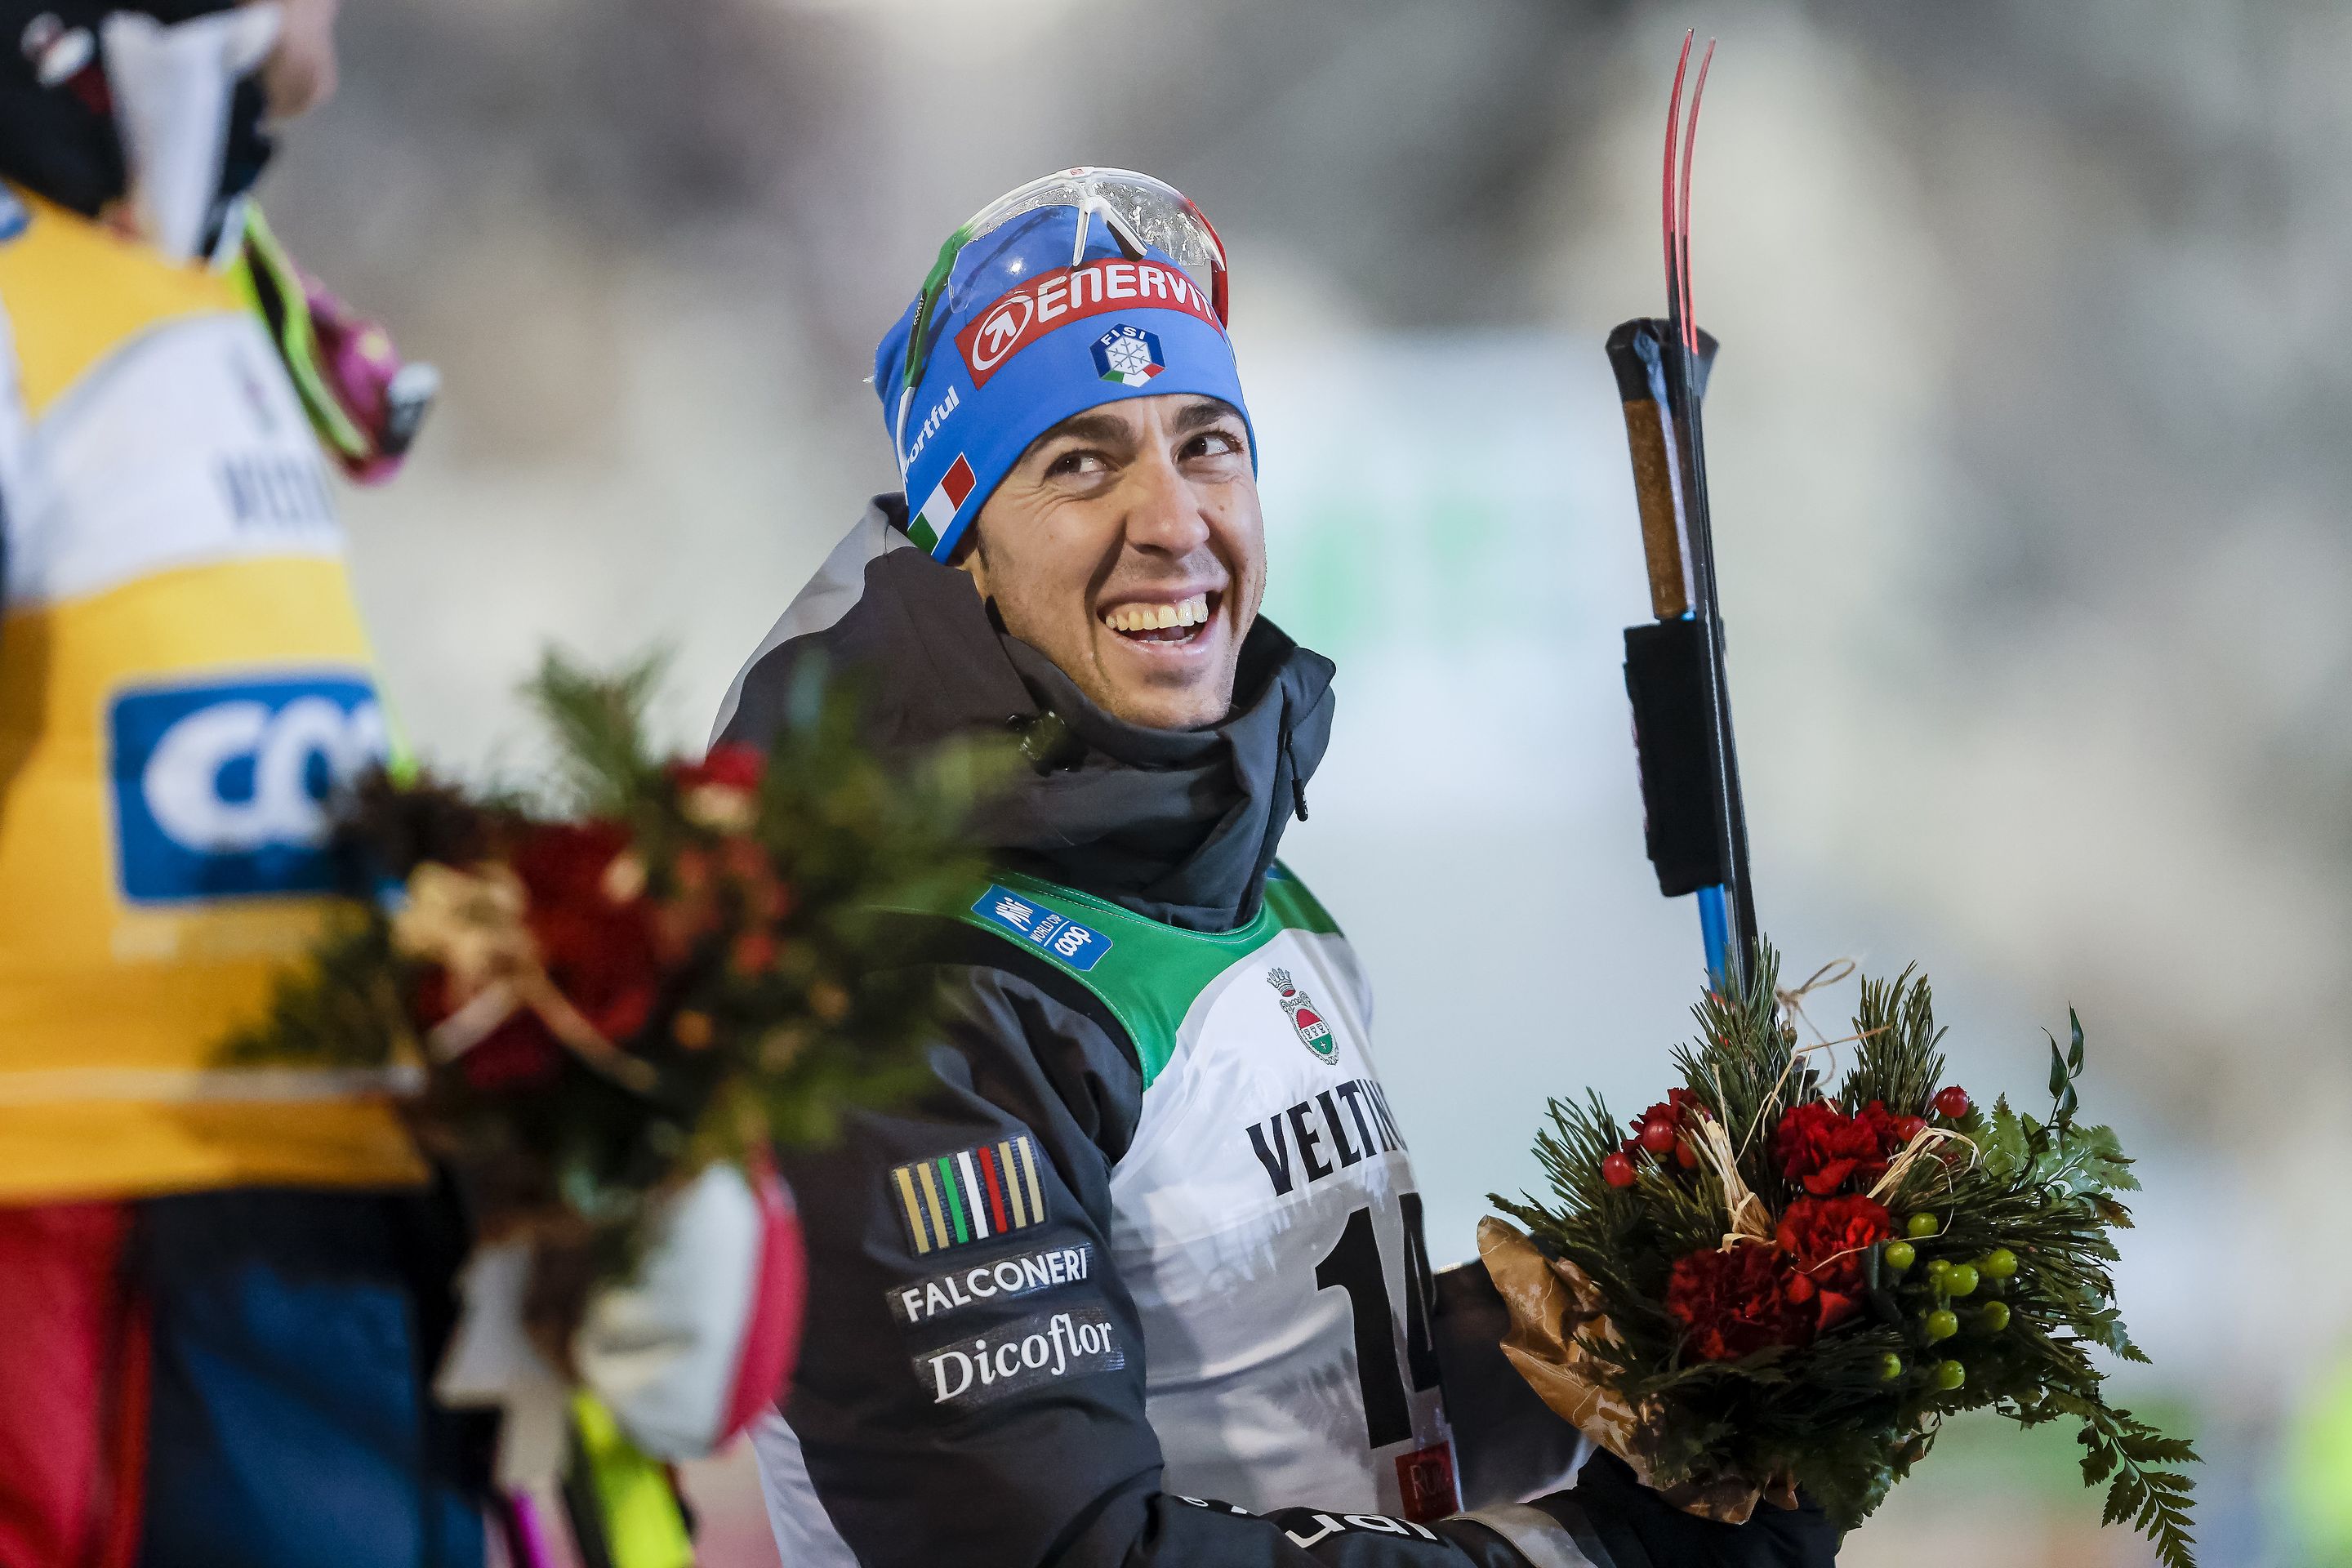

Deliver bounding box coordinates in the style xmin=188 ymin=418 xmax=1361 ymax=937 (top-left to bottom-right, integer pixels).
xmin=1547 ymin=1452 xmax=1837 ymax=1568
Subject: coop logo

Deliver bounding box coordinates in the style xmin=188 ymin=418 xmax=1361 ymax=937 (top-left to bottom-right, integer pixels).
xmin=1092 ymin=324 xmax=1164 ymax=387
xmin=973 ymin=885 xmax=1111 ymax=972
xmin=109 ymin=675 xmax=388 ymax=904
xmin=955 ymin=257 xmax=1220 ymax=387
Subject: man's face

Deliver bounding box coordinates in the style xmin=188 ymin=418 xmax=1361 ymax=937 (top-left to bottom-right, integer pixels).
xmin=961 ymin=394 xmax=1263 ymax=731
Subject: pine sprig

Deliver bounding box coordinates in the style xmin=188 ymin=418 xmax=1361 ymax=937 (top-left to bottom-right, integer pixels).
xmin=221 ymin=911 xmax=414 ymax=1070
xmin=1841 ymin=967 xmax=1945 ymax=1119
xmin=528 ymin=648 xmax=667 ymax=818
xmin=1673 ymin=946 xmax=1802 ymax=1189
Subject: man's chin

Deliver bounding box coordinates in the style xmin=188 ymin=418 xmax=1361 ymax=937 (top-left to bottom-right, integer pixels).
xmin=1089 ymin=630 xmax=1235 ymax=729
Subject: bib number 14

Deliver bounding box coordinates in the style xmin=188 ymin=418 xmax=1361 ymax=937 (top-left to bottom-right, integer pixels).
xmin=1312 ymin=1193 xmax=1443 ymax=1450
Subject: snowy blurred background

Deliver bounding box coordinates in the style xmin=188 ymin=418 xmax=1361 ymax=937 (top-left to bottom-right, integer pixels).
xmin=270 ymin=0 xmax=2352 ymax=1561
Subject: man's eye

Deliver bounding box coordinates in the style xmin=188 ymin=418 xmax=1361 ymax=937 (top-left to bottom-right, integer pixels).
xmin=1185 ymin=430 xmax=1244 ymax=459
xmin=1048 ymin=450 xmax=1107 ymax=477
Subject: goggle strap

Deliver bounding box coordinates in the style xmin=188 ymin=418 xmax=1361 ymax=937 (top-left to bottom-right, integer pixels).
xmin=902 ymin=225 xmax=973 ymax=396
xmin=892 ymin=383 xmax=916 ymax=479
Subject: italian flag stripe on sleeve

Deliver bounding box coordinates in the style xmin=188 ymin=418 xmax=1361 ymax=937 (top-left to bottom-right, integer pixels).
xmin=934 ymin=1156 xmax=968 ymax=1242
xmin=910 ymin=454 xmax=977 ymax=552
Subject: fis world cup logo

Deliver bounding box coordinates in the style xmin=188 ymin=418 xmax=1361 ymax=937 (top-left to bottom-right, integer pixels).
xmin=109 ymin=674 xmax=389 ymax=903
xmin=1267 ymin=968 xmax=1338 ymax=1064
xmin=1092 ymin=323 xmax=1165 ymax=387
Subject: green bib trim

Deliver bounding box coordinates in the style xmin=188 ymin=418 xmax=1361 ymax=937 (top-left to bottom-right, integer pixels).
xmin=884 ymin=865 xmax=1340 ymax=1090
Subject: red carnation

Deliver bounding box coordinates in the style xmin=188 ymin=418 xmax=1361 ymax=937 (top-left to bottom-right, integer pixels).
xmin=670 ymin=743 xmax=764 ymax=793
xmin=1633 ymin=1087 xmax=1703 ymax=1134
xmin=670 ymin=744 xmax=764 ymax=831
xmin=1854 ymin=1099 xmax=1925 ymax=1157
xmin=1775 ymin=1194 xmax=1893 ymax=1332
xmin=1772 ymin=1101 xmax=1890 ymax=1196
xmin=455 ymin=1016 xmax=568 ymax=1093
xmin=1664 ymin=1244 xmax=1814 ymax=1361
xmin=413 ymin=968 xmax=566 ymax=1093
xmin=511 ymin=822 xmax=662 ymax=1045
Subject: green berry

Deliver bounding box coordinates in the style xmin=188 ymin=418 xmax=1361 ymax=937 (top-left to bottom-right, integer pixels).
xmin=1882 ymin=1240 xmax=1916 ymax=1272
xmin=1978 ymin=1301 xmax=2011 ymax=1332
xmin=1933 ymin=1359 xmax=1967 ymax=1391
xmin=1944 ymin=1263 xmax=1980 ymax=1298
xmin=1981 ymin=1248 xmax=2019 ymax=1280
xmin=1906 ymin=1212 xmax=1940 ymax=1240
xmin=1923 ymin=1308 xmax=1959 ymax=1342
xmin=1924 ymin=1258 xmax=1952 ymax=1290
xmin=1877 ymin=1352 xmax=1904 ymax=1381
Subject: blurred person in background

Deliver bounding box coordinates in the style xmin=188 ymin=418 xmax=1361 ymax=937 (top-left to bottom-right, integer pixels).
xmin=715 ymin=169 xmax=1837 ymax=1568
xmin=0 ymin=2 xmax=478 ymax=1565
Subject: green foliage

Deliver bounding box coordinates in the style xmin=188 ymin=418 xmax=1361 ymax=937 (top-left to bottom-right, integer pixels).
xmin=224 ymin=650 xmax=1008 ymax=1288
xmin=1493 ymin=946 xmax=2196 ymax=1561
xmin=222 ymin=913 xmax=413 ymax=1071
xmin=531 ymin=648 xmax=667 ymax=819
xmin=1842 ymin=967 xmax=1945 ymax=1121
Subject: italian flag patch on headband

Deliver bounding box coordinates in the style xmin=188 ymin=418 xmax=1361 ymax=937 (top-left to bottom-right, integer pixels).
xmin=910 ymin=454 xmax=978 ymax=554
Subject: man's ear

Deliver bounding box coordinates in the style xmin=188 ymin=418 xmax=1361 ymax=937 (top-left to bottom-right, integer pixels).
xmin=951 ymin=527 xmax=988 ymax=595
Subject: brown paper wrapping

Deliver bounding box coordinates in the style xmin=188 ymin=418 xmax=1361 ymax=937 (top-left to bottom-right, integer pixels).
xmin=1477 ymin=1215 xmax=1799 ymax=1524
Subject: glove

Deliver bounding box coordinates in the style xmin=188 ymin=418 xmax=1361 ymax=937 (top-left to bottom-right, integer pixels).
xmin=1547 ymin=1451 xmax=1838 ymax=1568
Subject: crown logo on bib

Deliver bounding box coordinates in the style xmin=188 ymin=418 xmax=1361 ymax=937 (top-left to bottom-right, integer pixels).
xmin=1266 ymin=969 xmax=1338 ymax=1065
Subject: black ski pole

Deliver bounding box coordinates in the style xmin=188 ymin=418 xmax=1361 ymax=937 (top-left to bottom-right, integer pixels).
xmin=1608 ymin=33 xmax=1758 ymax=987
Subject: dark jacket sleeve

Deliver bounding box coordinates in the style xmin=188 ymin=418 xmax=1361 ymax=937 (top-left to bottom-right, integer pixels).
xmin=772 ymin=930 xmax=1530 ymax=1568
xmin=773 ymin=930 xmax=1837 ymax=1568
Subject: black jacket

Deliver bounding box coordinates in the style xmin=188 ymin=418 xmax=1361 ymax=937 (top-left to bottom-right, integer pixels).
xmin=719 ymin=501 xmax=1835 ymax=1568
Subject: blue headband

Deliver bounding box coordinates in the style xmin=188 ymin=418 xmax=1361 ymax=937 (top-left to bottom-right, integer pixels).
xmin=875 ymin=203 xmax=1254 ymax=561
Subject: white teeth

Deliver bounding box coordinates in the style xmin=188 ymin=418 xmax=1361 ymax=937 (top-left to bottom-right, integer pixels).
xmin=1102 ymin=594 xmax=1213 ymax=634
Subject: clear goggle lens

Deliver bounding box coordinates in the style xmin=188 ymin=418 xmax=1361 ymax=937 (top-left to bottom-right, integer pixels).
xmin=962 ymin=167 xmax=1227 ymax=295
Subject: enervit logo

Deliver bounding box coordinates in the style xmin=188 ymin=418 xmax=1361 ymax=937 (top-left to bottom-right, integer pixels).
xmin=966 ymin=295 xmax=1036 ymax=376
xmin=954 ymin=258 xmax=1221 ymax=387
xmin=109 ymin=675 xmax=388 ymax=903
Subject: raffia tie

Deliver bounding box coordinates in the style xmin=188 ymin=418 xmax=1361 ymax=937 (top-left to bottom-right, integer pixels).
xmin=1686 ymin=1110 xmax=1775 ymax=1251
xmin=1866 ymin=1123 xmax=1977 ymax=1205
xmin=392 ymin=862 xmax=657 ymax=1093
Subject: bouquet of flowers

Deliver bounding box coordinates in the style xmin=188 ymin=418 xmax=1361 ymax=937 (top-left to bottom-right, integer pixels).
xmin=1486 ymin=947 xmax=2197 ymax=1566
xmin=225 ymin=653 xmax=998 ymax=1475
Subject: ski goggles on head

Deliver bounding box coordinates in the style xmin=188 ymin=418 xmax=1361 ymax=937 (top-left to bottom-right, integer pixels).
xmin=891 ymin=167 xmax=1229 ymax=472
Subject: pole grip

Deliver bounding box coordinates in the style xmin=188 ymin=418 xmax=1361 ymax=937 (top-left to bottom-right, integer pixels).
xmin=1608 ymin=318 xmax=1733 ymax=906
xmin=1623 ymin=618 xmax=1731 ymax=897
xmin=1605 ymin=320 xmax=1717 ymax=624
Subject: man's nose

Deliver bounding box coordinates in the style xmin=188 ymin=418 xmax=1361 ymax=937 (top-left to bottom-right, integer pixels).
xmin=1121 ymin=448 xmax=1212 ymax=556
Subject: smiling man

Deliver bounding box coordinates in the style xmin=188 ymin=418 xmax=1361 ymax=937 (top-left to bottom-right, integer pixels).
xmin=963 ymin=392 xmax=1260 ymax=732
xmin=715 ymin=170 xmax=1835 ymax=1568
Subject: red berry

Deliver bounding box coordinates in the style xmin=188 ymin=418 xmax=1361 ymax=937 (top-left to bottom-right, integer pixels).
xmin=1676 ymin=1138 xmax=1700 ymax=1170
xmin=1933 ymin=1086 xmax=1971 ymax=1119
xmin=1893 ymin=1115 xmax=1927 ymax=1143
xmin=1638 ymin=1120 xmax=1677 ymax=1154
xmin=1601 ymin=1152 xmax=1637 ymax=1188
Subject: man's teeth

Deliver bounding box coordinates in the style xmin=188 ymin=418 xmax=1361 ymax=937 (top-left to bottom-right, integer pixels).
xmin=1102 ymin=594 xmax=1210 ymax=633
